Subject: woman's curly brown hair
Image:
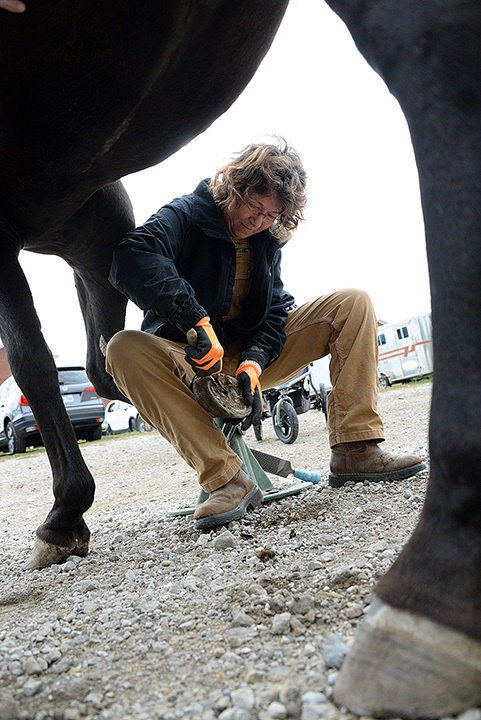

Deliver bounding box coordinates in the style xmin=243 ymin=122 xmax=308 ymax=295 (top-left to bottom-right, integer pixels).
xmin=210 ymin=137 xmax=307 ymax=242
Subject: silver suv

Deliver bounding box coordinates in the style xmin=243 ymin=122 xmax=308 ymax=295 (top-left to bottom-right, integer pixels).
xmin=0 ymin=367 xmax=105 ymax=454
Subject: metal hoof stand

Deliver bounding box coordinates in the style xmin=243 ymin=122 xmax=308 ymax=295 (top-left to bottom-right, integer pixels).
xmin=169 ymin=420 xmax=320 ymax=517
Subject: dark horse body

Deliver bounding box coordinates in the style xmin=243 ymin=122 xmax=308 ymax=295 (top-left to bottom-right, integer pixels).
xmin=1 ymin=1 xmax=480 ymax=716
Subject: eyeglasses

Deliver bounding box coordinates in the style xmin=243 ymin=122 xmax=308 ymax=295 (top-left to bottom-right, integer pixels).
xmin=244 ymin=199 xmax=280 ymax=223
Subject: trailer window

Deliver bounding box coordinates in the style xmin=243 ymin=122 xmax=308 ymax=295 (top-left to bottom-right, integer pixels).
xmin=396 ymin=326 xmax=409 ymax=340
xmin=378 ymin=334 xmax=386 ymax=346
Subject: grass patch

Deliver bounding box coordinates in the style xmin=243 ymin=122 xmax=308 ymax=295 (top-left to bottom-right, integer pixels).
xmin=380 ymin=376 xmax=433 ymax=392
xmin=0 ymin=430 xmax=150 ymax=462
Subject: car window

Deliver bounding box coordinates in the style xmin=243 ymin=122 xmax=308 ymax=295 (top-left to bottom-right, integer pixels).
xmin=58 ymin=369 xmax=89 ymax=384
xmin=0 ymin=376 xmax=17 ymax=400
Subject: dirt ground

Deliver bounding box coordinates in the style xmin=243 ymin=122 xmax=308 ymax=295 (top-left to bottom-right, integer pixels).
xmin=0 ymin=381 xmax=431 ymax=538
xmin=0 ymin=381 xmax=434 ymax=720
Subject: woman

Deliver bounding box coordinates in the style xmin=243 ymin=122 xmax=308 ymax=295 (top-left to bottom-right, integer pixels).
xmin=106 ymin=137 xmax=424 ymax=529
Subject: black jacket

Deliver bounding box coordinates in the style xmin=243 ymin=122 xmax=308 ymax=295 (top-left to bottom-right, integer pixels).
xmin=109 ymin=180 xmax=295 ymax=370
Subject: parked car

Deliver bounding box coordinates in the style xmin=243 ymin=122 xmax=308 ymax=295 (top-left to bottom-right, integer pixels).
xmin=102 ymin=400 xmax=153 ymax=435
xmin=0 ymin=367 xmax=105 ymax=455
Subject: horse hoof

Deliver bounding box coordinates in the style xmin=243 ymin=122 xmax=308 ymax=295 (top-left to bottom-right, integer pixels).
xmin=334 ymin=597 xmax=481 ymax=718
xmin=26 ymin=537 xmax=89 ymax=570
xmin=192 ymin=374 xmax=250 ymax=419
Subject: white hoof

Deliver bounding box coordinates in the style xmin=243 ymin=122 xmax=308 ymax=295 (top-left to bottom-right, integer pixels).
xmin=26 ymin=537 xmax=89 ymax=570
xmin=334 ymin=597 xmax=481 ymax=718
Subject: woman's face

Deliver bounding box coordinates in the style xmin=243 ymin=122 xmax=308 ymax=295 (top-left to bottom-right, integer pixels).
xmin=223 ymin=193 xmax=282 ymax=239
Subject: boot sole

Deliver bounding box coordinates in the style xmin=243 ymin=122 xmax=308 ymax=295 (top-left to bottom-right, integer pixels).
xmin=194 ymin=485 xmax=264 ymax=530
xmin=328 ymin=461 xmax=426 ymax=488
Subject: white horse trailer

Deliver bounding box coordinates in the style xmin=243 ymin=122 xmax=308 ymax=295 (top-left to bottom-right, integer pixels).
xmin=377 ymin=313 xmax=433 ymax=387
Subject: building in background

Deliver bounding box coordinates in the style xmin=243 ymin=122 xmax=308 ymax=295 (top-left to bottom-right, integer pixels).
xmin=0 ymin=343 xmax=9 ymax=385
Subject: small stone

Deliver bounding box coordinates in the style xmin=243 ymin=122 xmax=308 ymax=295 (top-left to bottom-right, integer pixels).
xmin=213 ymin=531 xmax=238 ymax=549
xmin=76 ymin=579 xmax=98 ymax=593
xmin=224 ymin=626 xmax=257 ymax=648
xmin=272 ymin=612 xmax=291 ymax=635
xmin=24 ymin=657 xmax=45 ymax=675
xmin=84 ymin=690 xmax=103 ymax=707
xmin=302 ymin=692 xmax=327 ymax=705
xmin=196 ymin=534 xmax=211 ymax=547
xmin=51 ymin=657 xmax=73 ymax=674
xmin=22 ymin=680 xmax=43 ymax=697
xmin=231 ymin=687 xmax=255 ymax=710
xmin=345 ymin=602 xmax=364 ymax=618
xmin=63 ymin=709 xmax=81 ymax=720
xmin=245 ymin=668 xmax=266 ymax=683
xmin=290 ymin=616 xmax=306 ymax=636
xmin=231 ymin=611 xmax=255 ymax=627
xmin=8 ymin=660 xmax=23 ymax=676
xmin=218 ymin=709 xmax=250 ymax=720
xmin=287 ymin=594 xmax=314 ymax=615
xmin=43 ymin=648 xmax=62 ymax=664
xmin=321 ymin=636 xmax=349 ymax=669
xmin=267 ymin=701 xmax=287 ymax=718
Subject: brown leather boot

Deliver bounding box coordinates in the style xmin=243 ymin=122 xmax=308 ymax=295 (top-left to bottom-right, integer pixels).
xmin=193 ymin=468 xmax=263 ymax=530
xmin=329 ymin=441 xmax=426 ymax=487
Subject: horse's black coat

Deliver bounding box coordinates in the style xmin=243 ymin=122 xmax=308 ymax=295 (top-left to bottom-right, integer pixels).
xmin=1 ymin=1 xmax=481 ymax=712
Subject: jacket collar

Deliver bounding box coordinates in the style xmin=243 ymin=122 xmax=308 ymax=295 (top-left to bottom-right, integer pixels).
xmin=191 ymin=179 xmax=227 ymax=239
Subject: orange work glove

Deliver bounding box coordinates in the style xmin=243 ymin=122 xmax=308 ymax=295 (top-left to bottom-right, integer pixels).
xmin=235 ymin=361 xmax=262 ymax=430
xmin=185 ymin=316 xmax=223 ymax=376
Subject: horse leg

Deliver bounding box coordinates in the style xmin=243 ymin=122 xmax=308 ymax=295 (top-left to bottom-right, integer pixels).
xmin=0 ymin=241 xmax=94 ymax=569
xmin=74 ymin=269 xmax=128 ymax=400
xmin=57 ymin=181 xmax=135 ymax=401
xmin=324 ymin=0 xmax=481 ymax=715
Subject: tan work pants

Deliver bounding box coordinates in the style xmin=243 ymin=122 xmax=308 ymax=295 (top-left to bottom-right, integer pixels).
xmin=105 ymin=288 xmax=384 ymax=492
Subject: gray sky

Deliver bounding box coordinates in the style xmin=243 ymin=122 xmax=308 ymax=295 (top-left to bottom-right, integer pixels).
xmin=19 ymin=0 xmax=431 ymax=365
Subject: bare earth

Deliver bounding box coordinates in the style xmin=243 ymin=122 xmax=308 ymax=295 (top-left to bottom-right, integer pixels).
xmin=0 ymin=383 xmax=448 ymax=720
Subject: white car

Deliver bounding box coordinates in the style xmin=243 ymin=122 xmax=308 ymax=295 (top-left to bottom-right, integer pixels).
xmin=102 ymin=400 xmax=153 ymax=435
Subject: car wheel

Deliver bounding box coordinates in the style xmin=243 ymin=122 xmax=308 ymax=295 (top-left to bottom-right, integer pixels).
xmin=379 ymin=374 xmax=392 ymax=389
xmin=6 ymin=421 xmax=26 ymax=454
xmin=272 ymin=400 xmax=299 ymax=444
xmin=136 ymin=415 xmax=148 ymax=433
xmin=318 ymin=382 xmax=328 ymax=423
xmin=85 ymin=425 xmax=102 ymax=442
xmin=104 ymin=424 xmax=113 ymax=436
xmin=128 ymin=417 xmax=137 ymax=432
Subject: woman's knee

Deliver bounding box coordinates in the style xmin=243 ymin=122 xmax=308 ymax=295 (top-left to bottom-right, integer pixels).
xmin=339 ymin=287 xmax=373 ymax=307
xmin=105 ymin=329 xmax=145 ymax=368
xmin=337 ymin=288 xmax=376 ymax=322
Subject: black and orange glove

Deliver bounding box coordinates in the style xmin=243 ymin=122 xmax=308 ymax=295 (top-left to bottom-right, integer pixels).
xmin=235 ymin=360 xmax=262 ymax=431
xmin=185 ymin=316 xmax=223 ymax=376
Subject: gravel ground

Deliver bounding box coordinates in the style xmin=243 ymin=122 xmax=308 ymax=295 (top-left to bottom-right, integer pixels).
xmin=1 ymin=381 xmax=475 ymax=720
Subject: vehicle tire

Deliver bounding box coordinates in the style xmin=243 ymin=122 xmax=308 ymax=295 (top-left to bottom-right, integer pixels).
xmin=319 ymin=383 xmax=328 ymax=423
xmin=272 ymin=400 xmax=299 ymax=444
xmin=379 ymin=374 xmax=392 ymax=389
xmin=86 ymin=425 xmax=102 ymax=442
xmin=128 ymin=417 xmax=137 ymax=432
xmin=6 ymin=421 xmax=26 ymax=455
xmin=104 ymin=424 xmax=113 ymax=436
xmin=136 ymin=415 xmax=149 ymax=433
